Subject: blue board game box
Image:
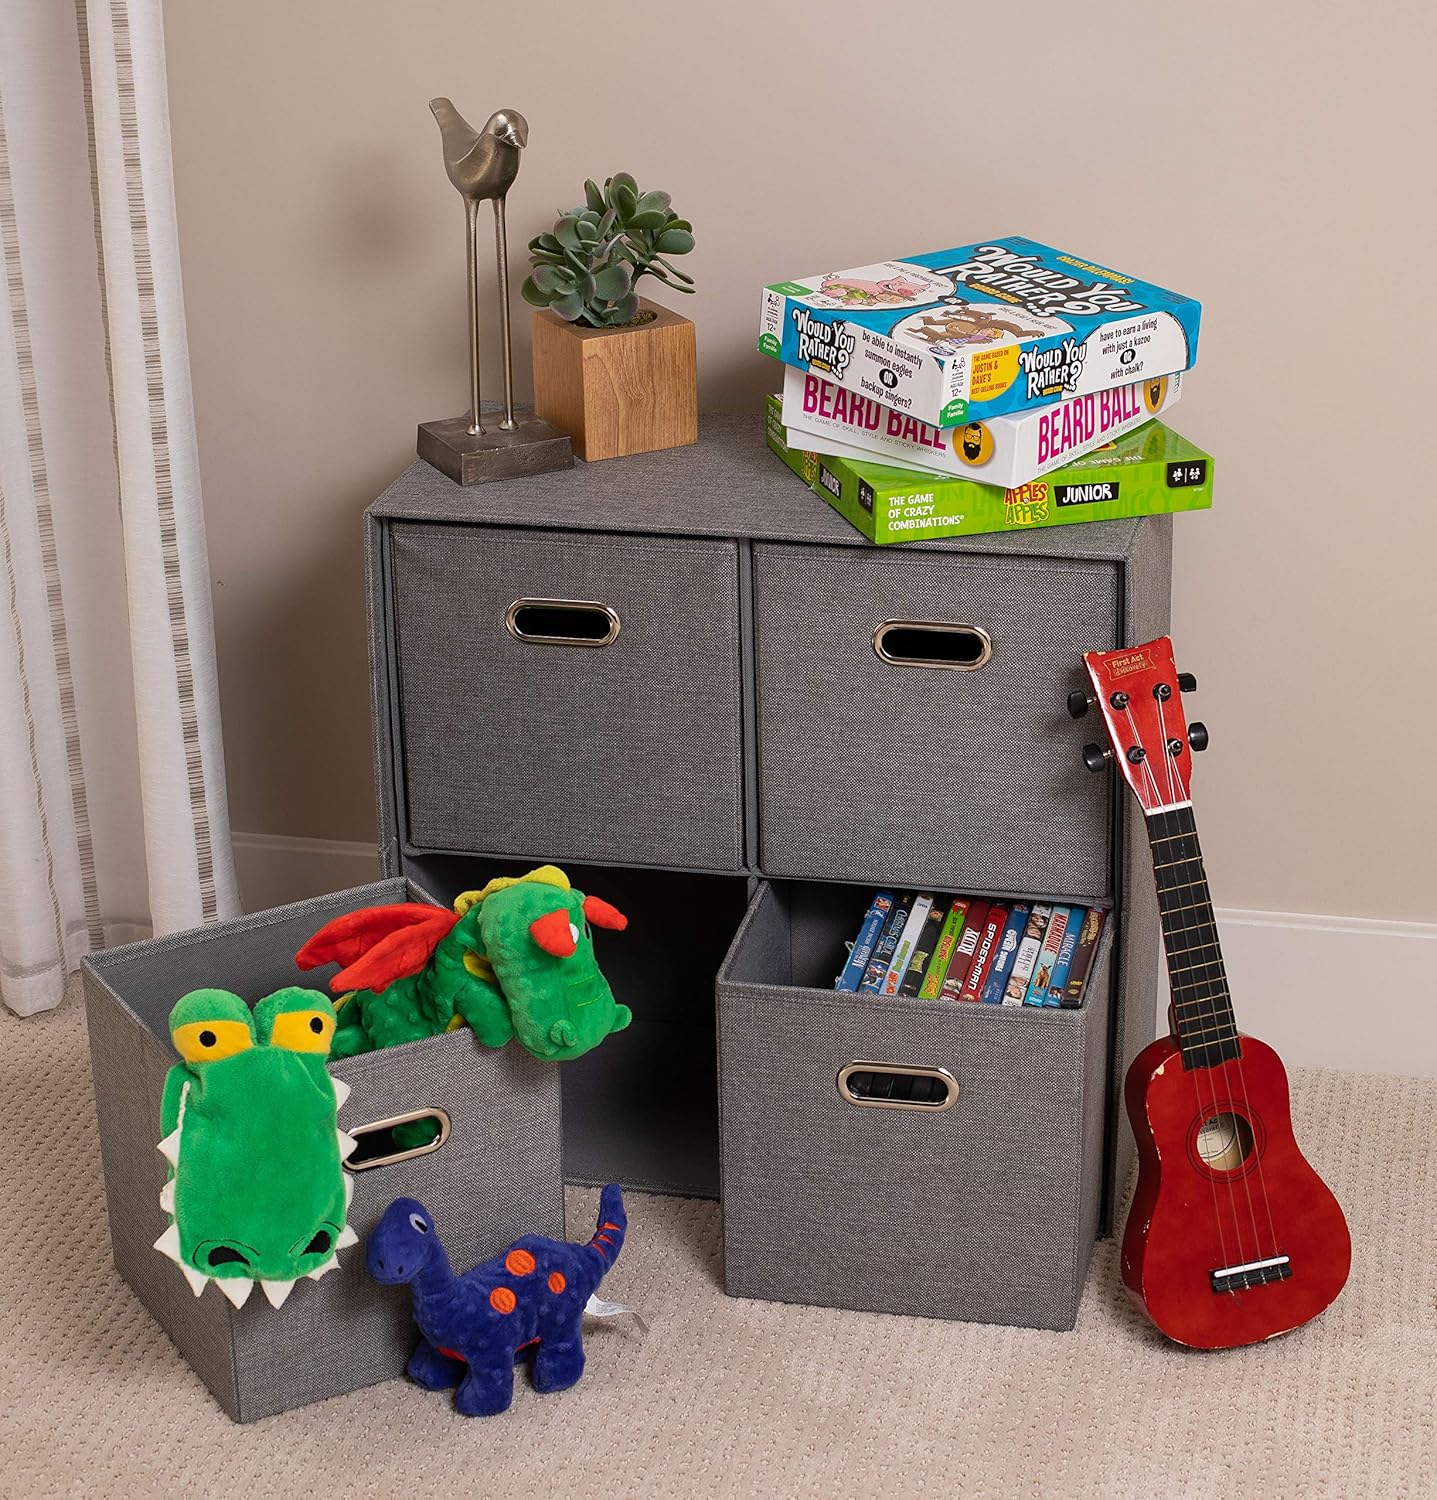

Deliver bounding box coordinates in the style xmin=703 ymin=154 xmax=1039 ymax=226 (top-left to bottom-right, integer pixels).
xmin=757 ymin=237 xmax=1201 ymax=428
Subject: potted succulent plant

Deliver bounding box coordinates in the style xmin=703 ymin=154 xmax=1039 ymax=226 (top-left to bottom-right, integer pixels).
xmin=523 ymin=174 xmax=697 ymax=461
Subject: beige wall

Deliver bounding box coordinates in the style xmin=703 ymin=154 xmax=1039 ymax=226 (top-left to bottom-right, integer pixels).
xmin=164 ymin=0 xmax=1436 ymax=922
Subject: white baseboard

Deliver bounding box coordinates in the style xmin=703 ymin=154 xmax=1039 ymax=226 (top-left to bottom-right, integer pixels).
xmin=232 ymin=831 xmax=380 ymax=913
xmin=231 ymin=832 xmax=1437 ymax=1078
xmin=1212 ymin=908 xmax=1436 ymax=1078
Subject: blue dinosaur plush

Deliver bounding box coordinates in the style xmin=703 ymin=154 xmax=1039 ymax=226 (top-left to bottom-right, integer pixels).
xmin=367 ymin=1185 xmax=627 ymax=1417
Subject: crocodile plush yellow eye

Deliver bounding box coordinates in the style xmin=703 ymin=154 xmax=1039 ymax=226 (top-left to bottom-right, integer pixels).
xmin=168 ymin=989 xmax=255 ymax=1063
xmin=269 ymin=1008 xmax=335 ymax=1054
xmin=254 ymin=986 xmax=338 ymax=1055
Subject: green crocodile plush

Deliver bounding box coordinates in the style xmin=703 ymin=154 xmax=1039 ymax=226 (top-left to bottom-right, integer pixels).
xmin=153 ymin=987 xmax=358 ymax=1309
xmin=295 ymin=867 xmax=630 ymax=1063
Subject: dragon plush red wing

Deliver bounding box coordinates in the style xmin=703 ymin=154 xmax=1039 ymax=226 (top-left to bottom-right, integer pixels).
xmin=296 ymin=904 xmax=460 ymax=994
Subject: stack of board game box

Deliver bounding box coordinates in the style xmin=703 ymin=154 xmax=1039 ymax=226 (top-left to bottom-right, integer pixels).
xmin=838 ymin=890 xmax=1105 ymax=1010
xmin=757 ymin=237 xmax=1213 ymax=544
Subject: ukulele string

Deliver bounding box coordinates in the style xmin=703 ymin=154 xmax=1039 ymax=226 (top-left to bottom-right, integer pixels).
xmin=1123 ymin=701 xmax=1247 ymax=1277
xmin=1154 ymin=691 xmax=1274 ymax=1267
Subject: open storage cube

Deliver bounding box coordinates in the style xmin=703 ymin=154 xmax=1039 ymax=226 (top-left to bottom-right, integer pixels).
xmin=402 ymin=853 xmax=749 ymax=1198
xmin=82 ymin=879 xmax=564 ymax=1422
xmin=717 ymin=880 xmax=1112 ymax=1330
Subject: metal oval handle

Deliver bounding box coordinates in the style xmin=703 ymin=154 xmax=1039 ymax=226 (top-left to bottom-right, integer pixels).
xmin=873 ymin=620 xmax=992 ymax=671
xmin=505 ymin=598 xmax=620 ymax=647
xmin=345 ymin=1107 xmax=452 ymax=1171
xmin=837 ymin=1062 xmax=958 ymax=1112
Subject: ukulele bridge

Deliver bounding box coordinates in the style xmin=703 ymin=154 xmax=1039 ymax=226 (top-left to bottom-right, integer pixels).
xmin=1210 ymin=1254 xmax=1292 ymax=1295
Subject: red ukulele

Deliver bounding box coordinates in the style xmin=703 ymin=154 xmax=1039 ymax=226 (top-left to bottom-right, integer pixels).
xmin=1073 ymin=636 xmax=1350 ymax=1348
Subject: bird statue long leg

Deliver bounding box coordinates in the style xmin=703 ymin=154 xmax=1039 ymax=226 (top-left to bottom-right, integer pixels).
xmin=429 ymin=99 xmax=530 ymax=436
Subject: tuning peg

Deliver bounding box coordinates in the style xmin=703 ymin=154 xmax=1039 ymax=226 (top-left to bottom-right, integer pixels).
xmin=1082 ymin=743 xmax=1113 ymax=772
xmin=1188 ymin=722 xmax=1209 ymax=752
xmin=1067 ymin=690 xmax=1093 ymax=719
xmin=1178 ymin=672 xmax=1198 ymax=693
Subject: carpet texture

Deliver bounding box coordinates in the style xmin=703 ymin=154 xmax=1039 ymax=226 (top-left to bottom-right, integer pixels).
xmin=1 ymin=987 xmax=1433 ymax=1499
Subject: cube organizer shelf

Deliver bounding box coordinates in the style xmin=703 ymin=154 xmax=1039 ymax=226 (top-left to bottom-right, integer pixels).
xmin=366 ymin=413 xmax=1173 ymax=1328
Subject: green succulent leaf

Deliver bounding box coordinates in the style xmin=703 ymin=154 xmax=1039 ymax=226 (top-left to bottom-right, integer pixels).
xmin=613 ymin=183 xmax=639 ymax=219
xmin=549 ymin=290 xmax=586 ymax=322
xmin=520 ymin=276 xmax=552 ymax=308
xmin=554 ymin=217 xmax=585 ymax=254
xmin=531 ymin=264 xmax=569 ymax=293
xmin=611 ymin=292 xmax=640 ymax=323
xmin=628 ymin=208 xmax=668 ymax=232
xmin=584 ymin=179 xmax=605 ymax=214
xmin=609 ymin=171 xmax=638 ymax=197
xmin=634 ymin=190 xmax=672 ymax=218
xmin=593 ymin=262 xmax=633 ymax=300
xmin=656 ymin=228 xmax=695 ymax=256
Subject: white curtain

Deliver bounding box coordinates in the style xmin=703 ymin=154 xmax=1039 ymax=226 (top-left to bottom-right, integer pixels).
xmin=0 ymin=0 xmax=238 ymax=1016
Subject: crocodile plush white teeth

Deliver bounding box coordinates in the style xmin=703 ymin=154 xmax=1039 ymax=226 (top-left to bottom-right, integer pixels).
xmin=331 ymin=1078 xmax=351 ymax=1111
xmin=157 ymin=1129 xmax=182 ymax=1168
xmin=154 ymin=1221 xmax=183 ymax=1264
xmin=261 ymin=1279 xmax=295 ymax=1309
xmin=336 ymin=1224 xmax=359 ymax=1251
xmin=159 ymin=1179 xmax=176 ymax=1214
xmin=336 ymin=1128 xmax=358 ymax=1162
xmin=216 ymin=1276 xmax=255 ymax=1310
xmin=343 ymin=1173 xmax=354 ymax=1210
xmin=307 ymin=1256 xmax=339 ymax=1281
xmin=179 ymin=1263 xmax=210 ymax=1298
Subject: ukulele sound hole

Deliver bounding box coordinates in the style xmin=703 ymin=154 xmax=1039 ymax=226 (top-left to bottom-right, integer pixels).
xmin=1195 ymin=1111 xmax=1255 ymax=1171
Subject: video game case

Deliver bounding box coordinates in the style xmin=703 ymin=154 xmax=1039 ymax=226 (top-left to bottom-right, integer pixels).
xmin=957 ymin=903 xmax=1009 ymax=1004
xmin=939 ymin=899 xmax=990 ymax=1001
xmin=1025 ymin=906 xmax=1074 ymax=1006
xmin=857 ymin=893 xmax=913 ymax=994
xmin=1004 ymin=904 xmax=1053 ymax=1006
xmin=979 ymin=903 xmax=1031 ymax=1004
xmin=1061 ymin=908 xmax=1107 ymax=1008
xmin=1043 ymin=909 xmax=1084 ymax=1008
xmin=765 ymin=397 xmax=1213 ymax=546
xmin=758 ymin=236 xmax=1201 ymax=427
xmin=783 ymin=366 xmax=1182 ymax=490
xmin=898 ymin=898 xmax=948 ymax=997
xmin=836 ymin=890 xmax=897 ymax=992
xmin=883 ymin=893 xmax=934 ymax=996
xmin=918 ymin=898 xmax=970 ymax=999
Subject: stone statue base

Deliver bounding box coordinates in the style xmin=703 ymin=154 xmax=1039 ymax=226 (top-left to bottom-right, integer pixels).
xmin=417 ymin=409 xmax=573 ymax=485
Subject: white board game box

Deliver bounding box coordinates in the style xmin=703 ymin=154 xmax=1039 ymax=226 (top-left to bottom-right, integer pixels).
xmin=782 ymin=367 xmax=1183 ymax=488
xmin=758 ymin=236 xmax=1200 ymax=427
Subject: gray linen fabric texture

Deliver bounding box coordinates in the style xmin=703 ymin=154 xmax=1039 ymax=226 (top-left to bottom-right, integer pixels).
xmin=82 ymin=879 xmax=564 ymax=1422
xmin=717 ymin=881 xmax=1110 ymax=1330
xmin=390 ymin=524 xmax=744 ymax=872
xmin=751 ymin=541 xmax=1116 ymax=896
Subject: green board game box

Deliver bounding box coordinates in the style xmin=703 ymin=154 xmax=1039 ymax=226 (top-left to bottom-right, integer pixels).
xmin=765 ymin=395 xmax=1211 ymax=544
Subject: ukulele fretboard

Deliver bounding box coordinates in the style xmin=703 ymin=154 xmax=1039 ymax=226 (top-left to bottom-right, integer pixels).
xmin=1146 ymin=805 xmax=1240 ymax=1070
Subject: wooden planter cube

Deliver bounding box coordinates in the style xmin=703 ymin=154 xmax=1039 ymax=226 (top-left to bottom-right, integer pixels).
xmin=532 ymin=298 xmax=698 ymax=462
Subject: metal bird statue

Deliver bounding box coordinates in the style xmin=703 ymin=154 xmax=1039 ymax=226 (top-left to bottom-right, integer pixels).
xmin=417 ymin=100 xmax=570 ymax=484
xmin=430 ymin=99 xmax=527 ymax=433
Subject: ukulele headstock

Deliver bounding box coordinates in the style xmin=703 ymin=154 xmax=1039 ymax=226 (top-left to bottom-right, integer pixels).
xmin=1068 ymin=635 xmax=1206 ymax=814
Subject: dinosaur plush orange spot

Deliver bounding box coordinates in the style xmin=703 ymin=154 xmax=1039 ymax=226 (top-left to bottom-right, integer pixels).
xmin=548 ymin=1271 xmax=566 ymax=1294
xmin=505 ymin=1249 xmax=536 ymax=1277
xmin=489 ymin=1286 xmax=516 ymax=1315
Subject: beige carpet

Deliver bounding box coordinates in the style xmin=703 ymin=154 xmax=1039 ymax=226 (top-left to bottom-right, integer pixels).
xmin=1 ymin=989 xmax=1433 ymax=1500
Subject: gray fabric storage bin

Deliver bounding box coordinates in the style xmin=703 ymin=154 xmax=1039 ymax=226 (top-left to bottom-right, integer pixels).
xmin=717 ymin=881 xmax=1111 ymax=1330
xmin=389 ymin=523 xmax=745 ymax=872
xmin=82 ymin=879 xmax=564 ymax=1422
xmin=751 ymin=542 xmax=1116 ymax=899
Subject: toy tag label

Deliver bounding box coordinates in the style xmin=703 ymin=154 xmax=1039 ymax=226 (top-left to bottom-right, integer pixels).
xmin=584 ymin=1294 xmax=649 ymax=1335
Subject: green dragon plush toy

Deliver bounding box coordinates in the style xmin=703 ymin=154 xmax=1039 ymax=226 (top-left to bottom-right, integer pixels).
xmin=295 ymin=867 xmax=630 ymax=1063
xmin=153 ymin=987 xmax=358 ymax=1309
